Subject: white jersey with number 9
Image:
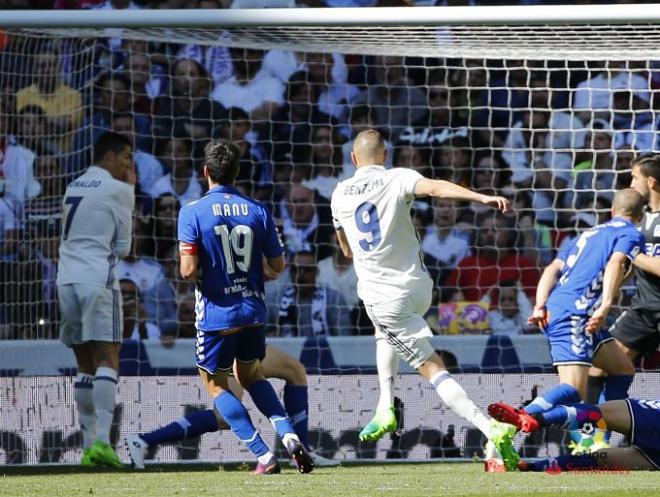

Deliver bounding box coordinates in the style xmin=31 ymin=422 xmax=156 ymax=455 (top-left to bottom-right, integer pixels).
xmin=330 ymin=165 xmax=432 ymax=306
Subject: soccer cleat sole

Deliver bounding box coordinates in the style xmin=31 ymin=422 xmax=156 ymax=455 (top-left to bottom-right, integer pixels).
xmin=488 ymin=402 xmax=539 ymax=433
xmin=287 ymin=441 xmax=315 ymax=474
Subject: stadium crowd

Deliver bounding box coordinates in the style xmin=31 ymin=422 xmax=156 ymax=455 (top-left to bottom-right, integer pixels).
xmin=0 ymin=0 xmax=656 ymax=340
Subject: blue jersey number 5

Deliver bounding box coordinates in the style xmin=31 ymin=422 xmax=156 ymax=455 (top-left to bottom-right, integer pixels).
xmin=355 ymin=202 xmax=381 ymax=252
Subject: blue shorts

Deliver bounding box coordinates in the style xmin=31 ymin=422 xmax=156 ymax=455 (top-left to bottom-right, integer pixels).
xmin=545 ymin=307 xmax=613 ymax=366
xmin=195 ymin=325 xmax=266 ymax=375
xmin=627 ymin=399 xmax=660 ymax=469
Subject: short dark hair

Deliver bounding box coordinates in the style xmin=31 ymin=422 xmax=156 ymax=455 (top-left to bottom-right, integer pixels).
xmin=96 ymin=71 xmax=130 ymax=90
xmin=634 ymin=153 xmax=660 ymax=182
xmin=93 ymin=131 xmax=131 ymax=163
xmin=204 ymin=139 xmax=241 ymax=185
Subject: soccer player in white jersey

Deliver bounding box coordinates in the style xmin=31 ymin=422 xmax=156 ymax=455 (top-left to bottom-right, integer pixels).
xmin=57 ymin=132 xmax=135 ymax=468
xmin=330 ymin=129 xmax=519 ymax=469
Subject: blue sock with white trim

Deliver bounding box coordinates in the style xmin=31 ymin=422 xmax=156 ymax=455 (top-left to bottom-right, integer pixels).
xmin=140 ymin=409 xmax=218 ymax=447
xmin=248 ymin=380 xmax=297 ymax=442
xmin=524 ymin=383 xmax=581 ymax=415
xmin=283 ymin=385 xmax=309 ymax=448
xmin=93 ymin=366 xmax=118 ymax=444
xmin=213 ymin=392 xmax=269 ymax=457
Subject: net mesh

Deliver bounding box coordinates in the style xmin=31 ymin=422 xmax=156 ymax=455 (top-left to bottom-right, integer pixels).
xmin=13 ymin=24 xmax=660 ymax=60
xmin=0 ymin=19 xmax=658 ymax=464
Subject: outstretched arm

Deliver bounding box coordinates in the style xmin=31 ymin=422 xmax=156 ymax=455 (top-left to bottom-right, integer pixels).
xmin=414 ymin=178 xmax=511 ymax=213
xmin=586 ymin=252 xmax=629 ymax=333
xmin=529 ymin=258 xmax=564 ymax=329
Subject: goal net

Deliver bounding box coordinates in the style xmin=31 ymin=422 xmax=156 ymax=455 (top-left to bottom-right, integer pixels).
xmin=1 ymin=5 xmax=659 ymax=465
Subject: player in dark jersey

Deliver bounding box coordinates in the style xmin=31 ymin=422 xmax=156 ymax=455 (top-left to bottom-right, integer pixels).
xmin=587 ymin=155 xmax=660 ymax=417
xmin=175 ymin=139 xmax=313 ymax=475
xmin=610 ymin=154 xmax=660 ymax=360
xmin=491 ymin=190 xmax=645 ymax=453
xmin=488 ymin=398 xmax=660 ymax=471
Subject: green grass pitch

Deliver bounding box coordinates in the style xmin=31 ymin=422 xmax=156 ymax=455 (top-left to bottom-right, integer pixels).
xmin=2 ymin=462 xmax=659 ymax=497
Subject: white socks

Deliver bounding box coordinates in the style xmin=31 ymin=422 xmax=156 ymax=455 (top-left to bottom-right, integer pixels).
xmin=74 ymin=373 xmax=95 ymax=449
xmin=376 ymin=340 xmax=400 ymax=412
xmin=429 ymin=370 xmax=491 ymax=437
xmin=93 ymin=367 xmax=118 ymax=444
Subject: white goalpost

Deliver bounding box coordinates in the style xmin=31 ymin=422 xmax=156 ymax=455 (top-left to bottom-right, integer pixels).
xmin=1 ymin=5 xmax=660 ymax=466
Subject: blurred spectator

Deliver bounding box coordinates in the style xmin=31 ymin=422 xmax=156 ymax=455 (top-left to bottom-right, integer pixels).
xmin=0 ymin=195 xmax=20 ymax=263
xmin=176 ymin=293 xmax=197 ymax=339
xmin=119 ymin=278 xmax=161 ymax=341
xmin=466 ymin=154 xmax=507 ymax=218
xmin=177 ymin=0 xmax=233 ymax=87
xmin=573 ymin=61 xmax=650 ymax=124
xmin=392 ymin=144 xmax=431 ymax=177
xmin=450 ymin=59 xmax=497 ymax=147
xmin=267 ymin=71 xmax=336 ymax=166
xmin=149 ymin=137 xmax=202 ymax=205
xmin=25 ymin=154 xmax=64 ymax=230
xmin=446 ymin=213 xmax=540 ymax=301
xmin=611 ymin=89 xmax=657 ymax=152
xmin=502 ymin=109 xmax=568 ymax=225
xmin=433 ymin=137 xmax=471 ymax=183
xmin=16 ymin=47 xmax=83 ymax=154
xmin=302 ymin=51 xmax=359 ymax=128
xmin=529 ymin=74 xmax=587 ymax=182
xmin=0 ymin=99 xmax=40 ymax=205
xmin=353 ymin=55 xmax=427 ymax=139
xmin=125 ymin=51 xmax=166 ymax=115
xmin=112 ymin=112 xmax=165 ymax=195
xmin=211 ymin=47 xmax=285 ymax=123
xmin=398 ymin=81 xmax=472 ymax=166
xmin=69 ymin=72 xmax=151 ymax=174
xmin=116 ymin=218 xmax=178 ymax=336
xmin=317 ymin=233 xmax=359 ymax=310
xmin=4 ymin=217 xmax=60 ymax=339
xmin=301 ymin=124 xmax=344 ymax=200
xmin=572 ymin=121 xmax=618 ymax=208
xmin=484 ymin=281 xmax=534 ymax=336
xmin=153 ymin=58 xmax=225 ymax=161
xmin=421 ymin=198 xmax=470 ymax=269
xmin=341 ymin=105 xmax=393 ymax=178
xmin=16 ymin=105 xmax=61 ymax=155
xmin=266 ymin=250 xmax=352 ymax=337
xmin=149 ymin=193 xmax=180 ymax=262
xmin=214 ymin=107 xmax=272 ymax=201
xmin=280 ymin=184 xmax=333 ymax=259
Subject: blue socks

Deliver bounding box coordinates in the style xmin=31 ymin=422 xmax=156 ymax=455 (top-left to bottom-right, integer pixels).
xmin=140 ymin=409 xmax=218 ymax=447
xmin=600 ymin=375 xmax=633 ymax=402
xmin=284 ymin=385 xmax=309 ymax=448
xmin=214 ymin=392 xmax=270 ymax=457
xmin=138 ymin=382 xmax=309 ymax=452
xmin=248 ymin=380 xmax=296 ymax=441
xmin=525 ymin=383 xmax=581 ymax=415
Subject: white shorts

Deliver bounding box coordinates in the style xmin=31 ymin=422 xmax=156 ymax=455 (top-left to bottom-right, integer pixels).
xmin=364 ymin=287 xmax=434 ymax=369
xmin=58 ymin=283 xmax=122 ymax=347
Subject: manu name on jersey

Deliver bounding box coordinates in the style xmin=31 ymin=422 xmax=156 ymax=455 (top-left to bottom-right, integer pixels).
xmin=177 ymin=185 xmax=283 ymax=332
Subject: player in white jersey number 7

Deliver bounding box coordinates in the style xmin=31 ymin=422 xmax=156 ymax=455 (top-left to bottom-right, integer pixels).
xmin=330 ymin=129 xmax=518 ymax=470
